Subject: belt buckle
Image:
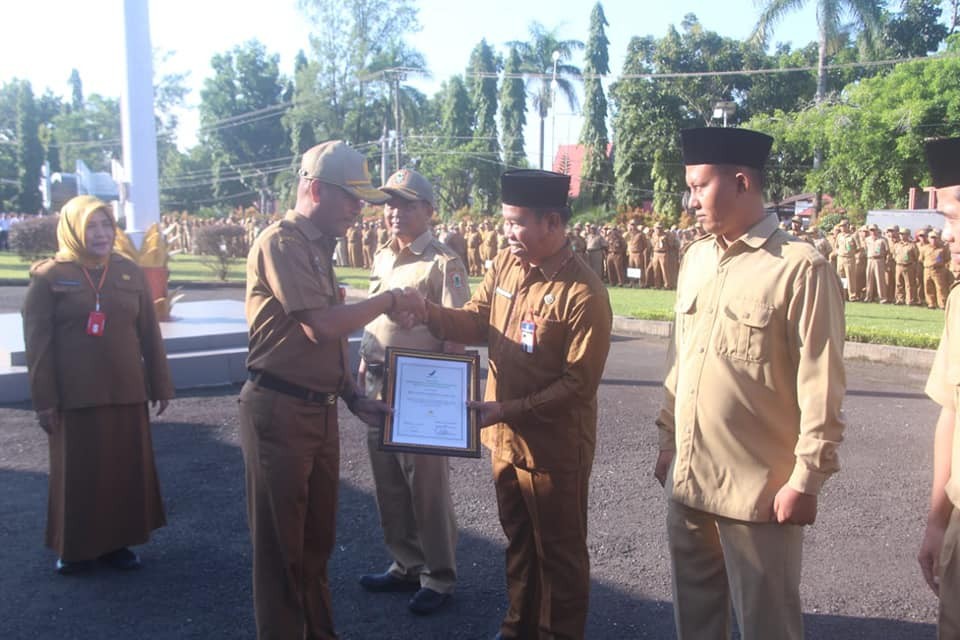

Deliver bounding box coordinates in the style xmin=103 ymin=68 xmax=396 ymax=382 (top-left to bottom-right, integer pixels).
xmin=325 ymin=394 xmax=337 ymax=406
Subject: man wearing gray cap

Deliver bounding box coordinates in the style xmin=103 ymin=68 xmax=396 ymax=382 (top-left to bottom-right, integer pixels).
xmin=239 ymin=141 xmax=420 ymax=639
xmin=356 ymin=168 xmax=470 ymax=615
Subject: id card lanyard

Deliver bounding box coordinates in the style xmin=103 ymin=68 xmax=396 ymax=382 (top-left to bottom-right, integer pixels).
xmin=81 ymin=262 xmax=109 ymax=337
xmin=520 ymin=309 xmax=536 ymax=354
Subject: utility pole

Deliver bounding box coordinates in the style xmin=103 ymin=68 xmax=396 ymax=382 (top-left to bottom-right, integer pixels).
xmin=360 ymin=67 xmax=425 ymax=177
xmin=393 ymin=71 xmax=404 ymax=170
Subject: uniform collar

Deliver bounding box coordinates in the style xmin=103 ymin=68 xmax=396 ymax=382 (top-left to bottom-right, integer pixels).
xmin=715 ymin=213 xmax=779 ymax=251
xmin=391 ymin=229 xmax=433 ymax=256
xmin=284 ymin=210 xmax=336 ymax=250
xmin=530 ymin=241 xmax=574 ymax=281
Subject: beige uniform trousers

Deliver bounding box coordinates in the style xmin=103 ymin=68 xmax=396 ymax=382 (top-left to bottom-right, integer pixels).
xmin=667 ymin=499 xmax=803 ymax=640
xmin=895 ymin=264 xmax=918 ymax=305
xmin=364 ymin=372 xmax=457 ymax=593
xmin=494 ymin=457 xmax=591 ymax=640
xmin=926 ymin=267 xmax=953 ymax=309
xmin=940 ymin=508 xmax=960 ymax=640
xmin=238 ymin=382 xmax=340 ymax=640
xmin=865 ymin=257 xmax=888 ymax=302
xmin=651 ymin=252 xmax=669 ymax=289
xmin=837 ymin=256 xmax=859 ymax=301
xmin=628 ymin=253 xmax=644 ymax=286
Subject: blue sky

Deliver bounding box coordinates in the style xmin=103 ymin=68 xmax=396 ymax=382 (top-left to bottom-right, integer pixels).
xmin=3 ymin=0 xmax=831 ymax=164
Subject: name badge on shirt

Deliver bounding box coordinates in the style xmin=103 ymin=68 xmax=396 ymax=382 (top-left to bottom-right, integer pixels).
xmin=496 ymin=287 xmax=513 ymax=300
xmin=86 ymin=311 xmax=106 ymax=336
xmin=520 ymin=320 xmax=535 ymax=353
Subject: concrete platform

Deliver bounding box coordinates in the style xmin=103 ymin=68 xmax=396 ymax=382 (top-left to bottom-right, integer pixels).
xmin=1 ymin=299 xmax=364 ymax=405
xmin=1 ymin=300 xmax=251 ymax=405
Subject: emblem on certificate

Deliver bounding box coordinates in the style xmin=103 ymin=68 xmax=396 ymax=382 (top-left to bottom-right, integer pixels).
xmin=380 ymin=347 xmax=481 ymax=458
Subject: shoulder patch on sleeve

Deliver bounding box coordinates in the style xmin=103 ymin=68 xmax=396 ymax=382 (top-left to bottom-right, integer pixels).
xmin=448 ymin=269 xmax=466 ymax=289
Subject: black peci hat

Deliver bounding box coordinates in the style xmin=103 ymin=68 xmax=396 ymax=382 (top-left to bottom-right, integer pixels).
xmin=681 ymin=127 xmax=773 ymax=170
xmin=501 ymin=170 xmax=570 ymax=208
xmin=925 ymin=137 xmax=960 ymax=189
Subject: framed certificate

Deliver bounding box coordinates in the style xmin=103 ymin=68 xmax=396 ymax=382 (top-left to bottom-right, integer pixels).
xmin=381 ymin=347 xmax=481 ymax=458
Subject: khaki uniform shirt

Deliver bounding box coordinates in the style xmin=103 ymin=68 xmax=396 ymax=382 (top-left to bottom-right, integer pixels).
xmin=835 ymin=231 xmax=860 ymax=257
xmin=245 ymin=210 xmax=348 ymax=392
xmin=425 ymin=244 xmax=613 ymax=472
xmin=569 ymin=234 xmax=587 ymax=256
xmin=585 ymin=233 xmax=607 ymax=252
xmin=865 ymin=236 xmax=888 ymax=259
xmin=926 ymin=285 xmax=960 ymax=508
xmin=360 ymin=230 xmax=470 ymax=367
xmin=627 ymin=230 xmax=647 ymax=254
xmin=894 ymin=240 xmax=919 ymax=265
xmin=657 ymin=214 xmax=847 ymax=522
xmin=921 ymin=243 xmax=950 ymax=269
xmin=22 ymin=254 xmax=173 ymax=411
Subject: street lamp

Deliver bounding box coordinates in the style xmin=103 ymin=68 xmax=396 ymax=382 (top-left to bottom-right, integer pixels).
xmin=712 ymin=101 xmax=737 ymax=128
xmin=550 ymin=50 xmax=560 ymax=171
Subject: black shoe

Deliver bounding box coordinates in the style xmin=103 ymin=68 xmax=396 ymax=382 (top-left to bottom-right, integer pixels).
xmin=98 ymin=547 xmax=141 ymax=571
xmin=408 ymin=587 xmax=450 ymax=615
xmin=359 ymin=571 xmax=420 ymax=592
xmin=55 ymin=558 xmax=94 ymax=575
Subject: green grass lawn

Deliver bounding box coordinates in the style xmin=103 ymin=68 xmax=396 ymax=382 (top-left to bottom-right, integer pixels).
xmin=1 ymin=252 xmax=945 ymax=348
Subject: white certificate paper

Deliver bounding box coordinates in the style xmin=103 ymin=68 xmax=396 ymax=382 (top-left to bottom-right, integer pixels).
xmin=390 ymin=355 xmax=469 ymax=449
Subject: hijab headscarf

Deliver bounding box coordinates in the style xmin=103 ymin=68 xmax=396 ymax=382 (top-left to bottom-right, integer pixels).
xmin=55 ymin=195 xmax=117 ymax=267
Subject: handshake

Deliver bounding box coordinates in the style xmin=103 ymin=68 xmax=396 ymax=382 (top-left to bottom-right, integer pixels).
xmin=387 ymin=287 xmax=427 ymax=329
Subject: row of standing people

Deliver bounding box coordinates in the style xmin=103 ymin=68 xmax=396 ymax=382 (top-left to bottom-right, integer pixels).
xmin=161 ymin=214 xmax=268 ymax=258
xmin=568 ymin=222 xmax=708 ymax=289
xmin=811 ymin=218 xmax=957 ymax=309
xmin=0 ymin=211 xmax=26 ymax=250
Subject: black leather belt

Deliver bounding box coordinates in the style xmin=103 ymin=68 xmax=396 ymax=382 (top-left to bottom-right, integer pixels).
xmin=248 ymin=371 xmax=338 ymax=405
xmin=366 ymin=362 xmax=385 ymax=376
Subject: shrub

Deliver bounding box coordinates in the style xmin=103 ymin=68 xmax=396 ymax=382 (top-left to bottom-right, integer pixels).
xmin=193 ymin=224 xmax=247 ymax=281
xmin=10 ymin=215 xmax=59 ymax=262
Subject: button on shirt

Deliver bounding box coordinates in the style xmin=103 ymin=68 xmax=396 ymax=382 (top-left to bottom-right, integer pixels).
xmin=657 ymin=214 xmax=847 ymax=522
xmin=245 ymin=210 xmax=347 ymax=392
xmin=925 ymin=284 xmax=960 ymax=508
xmin=425 ymin=243 xmax=612 ymax=472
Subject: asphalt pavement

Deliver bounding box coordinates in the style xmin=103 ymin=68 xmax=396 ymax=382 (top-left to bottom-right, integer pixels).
xmin=0 ymin=298 xmax=943 ymax=639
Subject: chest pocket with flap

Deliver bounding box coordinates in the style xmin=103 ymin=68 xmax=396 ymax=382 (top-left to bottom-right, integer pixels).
xmin=716 ymin=298 xmax=773 ymax=363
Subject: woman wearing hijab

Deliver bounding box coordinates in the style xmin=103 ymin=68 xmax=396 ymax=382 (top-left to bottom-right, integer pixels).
xmin=22 ymin=195 xmax=173 ymax=574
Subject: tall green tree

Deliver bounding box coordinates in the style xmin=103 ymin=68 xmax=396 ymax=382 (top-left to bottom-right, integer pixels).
xmin=417 ymin=77 xmax=474 ymax=213
xmin=499 ymin=46 xmax=527 ymax=169
xmin=16 ymin=81 xmax=43 ymax=213
xmin=611 ymin=17 xmax=756 ymax=216
xmin=467 ymin=39 xmax=501 ymax=212
xmin=578 ymin=2 xmax=613 ymax=207
xmin=753 ymin=0 xmax=884 ymax=106
xmin=294 ymin=0 xmax=422 ymax=153
xmin=880 ymin=0 xmax=949 ymax=57
xmin=752 ymin=0 xmax=884 ymax=186
xmin=198 ymin=40 xmax=289 ymax=207
xmin=745 ymin=36 xmax=960 ymax=215
xmin=0 ymin=82 xmax=18 ymax=208
xmin=68 ymin=69 xmax=83 ymax=112
xmin=510 ymin=23 xmax=584 ymax=169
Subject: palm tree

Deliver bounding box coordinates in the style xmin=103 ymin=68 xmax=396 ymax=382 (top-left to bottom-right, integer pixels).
xmin=510 ymin=23 xmax=584 ymax=169
xmin=752 ymin=0 xmax=883 ymax=108
xmin=751 ymin=0 xmax=883 ymax=215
